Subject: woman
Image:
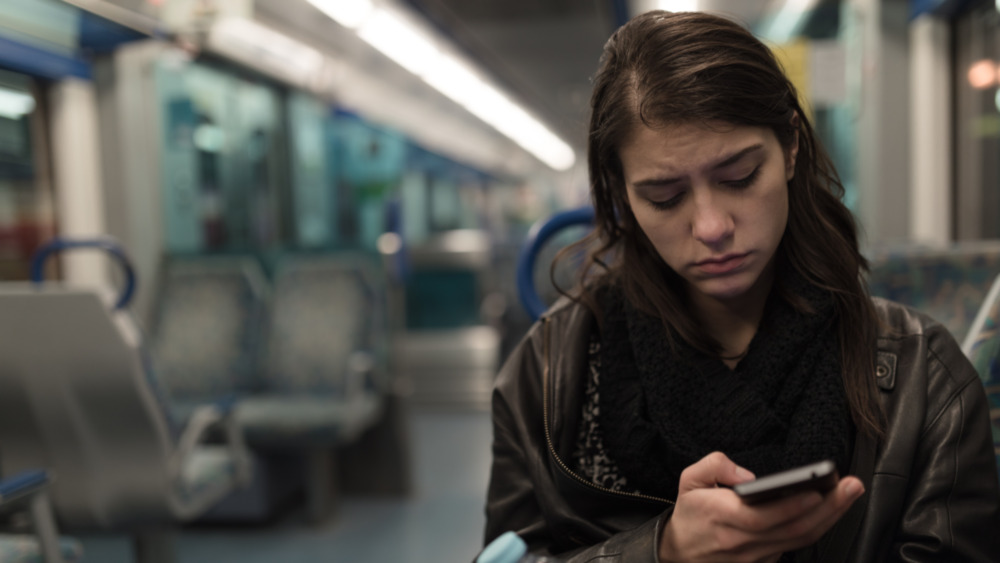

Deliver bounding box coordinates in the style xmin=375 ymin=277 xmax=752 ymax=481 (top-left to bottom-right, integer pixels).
xmin=483 ymin=10 xmax=1000 ymax=563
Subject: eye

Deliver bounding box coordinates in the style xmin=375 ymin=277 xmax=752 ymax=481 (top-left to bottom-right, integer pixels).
xmin=649 ymin=192 xmax=684 ymax=211
xmin=723 ymin=166 xmax=761 ymax=189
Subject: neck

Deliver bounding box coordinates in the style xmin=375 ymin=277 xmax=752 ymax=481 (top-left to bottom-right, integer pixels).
xmin=689 ymin=266 xmax=775 ymax=366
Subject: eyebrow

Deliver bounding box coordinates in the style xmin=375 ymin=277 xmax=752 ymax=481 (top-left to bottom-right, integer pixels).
xmin=631 ymin=143 xmax=765 ymax=188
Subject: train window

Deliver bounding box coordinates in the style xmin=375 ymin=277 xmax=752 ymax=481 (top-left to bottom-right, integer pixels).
xmin=155 ymin=59 xmax=286 ymax=255
xmin=288 ymin=91 xmax=334 ymax=249
xmin=955 ymin=4 xmax=1000 ymax=240
xmin=0 ymin=68 xmax=54 ymax=281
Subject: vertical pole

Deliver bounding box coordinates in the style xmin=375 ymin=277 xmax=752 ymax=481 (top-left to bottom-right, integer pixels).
xmin=29 ymin=491 xmax=67 ymax=563
xmin=49 ymin=78 xmax=110 ymax=290
xmin=909 ymin=15 xmax=952 ymax=244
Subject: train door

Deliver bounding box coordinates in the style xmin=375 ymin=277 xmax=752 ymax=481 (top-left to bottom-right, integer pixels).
xmin=155 ymin=58 xmax=287 ymax=256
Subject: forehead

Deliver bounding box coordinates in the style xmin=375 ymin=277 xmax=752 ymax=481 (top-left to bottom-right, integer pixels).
xmin=619 ymin=121 xmax=774 ymax=177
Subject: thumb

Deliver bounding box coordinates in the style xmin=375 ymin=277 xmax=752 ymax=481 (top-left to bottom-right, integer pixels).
xmin=679 ymin=451 xmax=755 ymax=495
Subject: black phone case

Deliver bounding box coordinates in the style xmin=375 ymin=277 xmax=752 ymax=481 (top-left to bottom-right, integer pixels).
xmin=733 ymin=460 xmax=839 ymax=505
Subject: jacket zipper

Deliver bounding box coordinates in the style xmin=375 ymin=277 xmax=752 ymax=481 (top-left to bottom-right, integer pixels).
xmin=540 ymin=316 xmax=674 ymax=506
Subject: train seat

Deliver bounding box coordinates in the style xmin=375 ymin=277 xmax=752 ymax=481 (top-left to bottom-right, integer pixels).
xmin=517 ymin=207 xmax=1000 ymax=346
xmin=152 ymin=256 xmax=268 ymax=416
xmin=866 ymin=241 xmax=1000 ymax=342
xmin=960 ymin=273 xmax=1000 ymax=483
xmin=0 ymin=469 xmax=84 ymax=563
xmin=242 ymin=255 xmax=384 ymax=445
xmin=0 ymin=284 xmax=251 ymax=561
xmin=397 ymin=229 xmax=502 ymax=408
xmin=152 ymin=254 xmax=396 ymax=521
xmin=516 ymin=206 xmax=596 ymax=321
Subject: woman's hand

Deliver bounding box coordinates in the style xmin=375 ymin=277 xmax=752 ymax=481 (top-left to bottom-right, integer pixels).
xmin=657 ymin=452 xmax=865 ymax=563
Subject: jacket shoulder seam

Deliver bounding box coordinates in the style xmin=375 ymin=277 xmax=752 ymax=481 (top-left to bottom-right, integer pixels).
xmin=921 ymin=344 xmax=980 ymax=437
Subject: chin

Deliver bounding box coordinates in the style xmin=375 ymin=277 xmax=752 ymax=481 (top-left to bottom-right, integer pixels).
xmin=694 ymin=275 xmax=756 ymax=302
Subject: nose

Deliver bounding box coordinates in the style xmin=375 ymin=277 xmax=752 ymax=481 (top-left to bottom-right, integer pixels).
xmin=690 ymin=190 xmax=734 ymax=247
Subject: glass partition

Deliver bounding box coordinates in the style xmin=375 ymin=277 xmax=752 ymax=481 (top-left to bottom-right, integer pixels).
xmin=155 ymin=58 xmax=286 ymax=255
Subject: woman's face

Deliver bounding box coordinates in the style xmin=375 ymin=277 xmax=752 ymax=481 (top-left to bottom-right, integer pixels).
xmin=620 ymin=120 xmax=797 ymax=308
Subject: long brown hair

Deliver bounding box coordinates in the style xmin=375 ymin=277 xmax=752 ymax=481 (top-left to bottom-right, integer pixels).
xmin=560 ymin=10 xmax=883 ymax=437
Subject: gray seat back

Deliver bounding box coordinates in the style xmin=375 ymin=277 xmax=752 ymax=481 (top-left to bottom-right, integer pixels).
xmin=0 ymin=285 xmax=176 ymax=529
xmin=151 ymin=257 xmax=269 ymax=402
xmin=263 ymin=256 xmax=380 ymax=395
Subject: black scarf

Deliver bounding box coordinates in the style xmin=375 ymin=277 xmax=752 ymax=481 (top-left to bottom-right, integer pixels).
xmin=597 ymin=272 xmax=852 ymax=501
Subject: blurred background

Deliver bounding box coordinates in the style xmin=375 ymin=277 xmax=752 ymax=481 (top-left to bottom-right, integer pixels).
xmin=0 ymin=0 xmax=997 ymax=562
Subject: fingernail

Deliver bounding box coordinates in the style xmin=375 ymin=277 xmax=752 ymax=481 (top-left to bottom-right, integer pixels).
xmin=844 ymin=480 xmax=864 ymax=498
xmin=737 ymin=466 xmax=755 ymax=480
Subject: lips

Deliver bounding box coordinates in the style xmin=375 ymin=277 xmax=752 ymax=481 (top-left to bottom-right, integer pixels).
xmin=694 ymin=252 xmax=749 ymax=275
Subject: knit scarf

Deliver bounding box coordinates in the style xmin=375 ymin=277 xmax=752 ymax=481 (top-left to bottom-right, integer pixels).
xmin=597 ymin=272 xmax=852 ymax=501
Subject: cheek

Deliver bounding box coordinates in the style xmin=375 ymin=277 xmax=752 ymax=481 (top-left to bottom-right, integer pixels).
xmin=633 ymin=211 xmax=685 ymax=265
xmin=626 ymin=196 xmax=661 ymax=244
xmin=758 ymin=186 xmax=789 ymax=238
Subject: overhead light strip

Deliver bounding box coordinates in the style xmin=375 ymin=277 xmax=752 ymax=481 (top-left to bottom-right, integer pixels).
xmin=307 ymin=0 xmax=576 ymax=171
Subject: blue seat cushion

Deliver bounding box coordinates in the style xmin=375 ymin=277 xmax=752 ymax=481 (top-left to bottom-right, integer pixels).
xmin=867 ymin=247 xmax=1000 ymax=342
xmin=0 ymin=534 xmax=83 ymax=562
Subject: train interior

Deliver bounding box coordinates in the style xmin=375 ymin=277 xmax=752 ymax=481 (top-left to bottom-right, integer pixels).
xmin=1 ymin=0 xmax=1000 ymax=562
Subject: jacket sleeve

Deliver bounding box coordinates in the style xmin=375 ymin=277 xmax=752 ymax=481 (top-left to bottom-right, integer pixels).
xmin=483 ymin=383 xmax=550 ymax=551
xmin=481 ymin=327 xmax=671 ymax=563
xmin=893 ymin=344 xmax=1000 ymax=562
xmin=484 ymin=387 xmax=671 ymax=563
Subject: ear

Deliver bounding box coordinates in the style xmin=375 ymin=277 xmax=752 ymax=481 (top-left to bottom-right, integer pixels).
xmin=785 ymin=112 xmax=800 ymax=182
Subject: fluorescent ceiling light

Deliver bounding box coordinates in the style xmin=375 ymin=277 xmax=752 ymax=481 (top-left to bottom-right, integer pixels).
xmin=0 ymin=88 xmax=35 ymax=119
xmin=306 ymin=0 xmax=375 ymax=29
xmin=423 ymin=57 xmax=491 ymax=107
xmin=348 ymin=4 xmax=575 ymax=171
xmin=655 ymin=0 xmax=699 ymax=11
xmin=357 ymin=10 xmax=440 ymax=76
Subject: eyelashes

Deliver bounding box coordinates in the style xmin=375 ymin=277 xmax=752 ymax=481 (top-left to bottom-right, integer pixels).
xmin=647 ymin=166 xmax=762 ymax=211
xmin=649 ymin=194 xmax=684 ymax=211
xmin=724 ymin=166 xmax=761 ymax=189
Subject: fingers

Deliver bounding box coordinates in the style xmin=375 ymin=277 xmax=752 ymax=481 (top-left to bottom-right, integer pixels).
xmin=725 ymin=488 xmax=825 ymax=532
xmin=732 ymin=476 xmax=866 ymax=555
xmin=662 ymin=468 xmax=865 ymax=563
xmin=679 ymin=451 xmax=756 ymax=494
xmin=782 ymin=476 xmax=864 ymax=539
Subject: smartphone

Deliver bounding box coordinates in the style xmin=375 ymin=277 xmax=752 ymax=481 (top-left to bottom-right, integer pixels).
xmin=732 ymin=460 xmax=839 ymax=505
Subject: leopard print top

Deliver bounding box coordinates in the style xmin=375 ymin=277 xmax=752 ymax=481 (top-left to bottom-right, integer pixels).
xmin=572 ymin=333 xmax=632 ymax=492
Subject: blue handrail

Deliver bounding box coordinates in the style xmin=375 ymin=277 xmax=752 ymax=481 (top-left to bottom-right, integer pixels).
xmin=30 ymin=238 xmax=137 ymax=310
xmin=0 ymin=469 xmax=48 ymax=503
xmin=516 ymin=206 xmax=595 ymax=321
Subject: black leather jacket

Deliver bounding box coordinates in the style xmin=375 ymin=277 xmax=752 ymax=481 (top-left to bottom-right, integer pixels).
xmin=483 ymin=297 xmax=1000 ymax=562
